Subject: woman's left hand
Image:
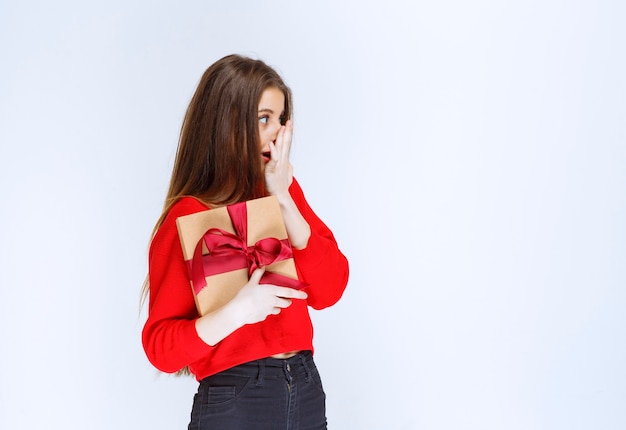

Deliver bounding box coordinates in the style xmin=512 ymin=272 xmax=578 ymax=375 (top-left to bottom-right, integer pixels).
xmin=264 ymin=120 xmax=311 ymax=249
xmin=265 ymin=120 xmax=294 ymax=198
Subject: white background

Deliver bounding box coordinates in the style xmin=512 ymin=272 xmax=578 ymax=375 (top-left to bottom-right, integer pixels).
xmin=1 ymin=1 xmax=625 ymax=429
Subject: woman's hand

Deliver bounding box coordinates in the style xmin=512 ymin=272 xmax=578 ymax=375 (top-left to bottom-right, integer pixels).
xmin=265 ymin=120 xmax=294 ymax=199
xmin=228 ymin=266 xmax=307 ymax=325
xmin=195 ymin=267 xmax=307 ymax=346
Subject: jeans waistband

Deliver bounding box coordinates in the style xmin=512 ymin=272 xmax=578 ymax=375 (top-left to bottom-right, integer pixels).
xmin=200 ymin=351 xmax=315 ymax=387
xmin=254 ymin=351 xmax=313 ymax=386
xmin=255 ymin=350 xmax=313 ymax=368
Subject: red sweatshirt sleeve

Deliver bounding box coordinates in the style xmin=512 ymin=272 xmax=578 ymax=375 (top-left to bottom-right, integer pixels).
xmin=141 ymin=198 xmax=213 ymax=373
xmin=289 ymin=179 xmax=349 ymax=309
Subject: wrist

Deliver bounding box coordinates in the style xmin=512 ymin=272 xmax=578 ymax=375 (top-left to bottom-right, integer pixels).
xmin=273 ymin=190 xmax=293 ymax=207
xmin=220 ymin=299 xmax=247 ymax=330
xmin=195 ymin=300 xmax=246 ymax=346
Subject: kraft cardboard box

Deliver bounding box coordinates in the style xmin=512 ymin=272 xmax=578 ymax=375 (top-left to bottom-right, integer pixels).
xmin=176 ymin=196 xmax=301 ymax=316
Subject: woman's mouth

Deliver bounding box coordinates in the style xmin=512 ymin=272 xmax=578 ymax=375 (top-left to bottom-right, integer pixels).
xmin=262 ymin=152 xmax=271 ymax=162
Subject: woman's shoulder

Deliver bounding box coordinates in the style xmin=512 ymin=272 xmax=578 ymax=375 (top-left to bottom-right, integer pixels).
xmin=167 ymin=196 xmax=210 ymax=219
xmin=155 ymin=197 xmax=210 ymax=238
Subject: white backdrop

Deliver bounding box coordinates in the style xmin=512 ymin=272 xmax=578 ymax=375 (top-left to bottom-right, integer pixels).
xmin=1 ymin=1 xmax=624 ymax=429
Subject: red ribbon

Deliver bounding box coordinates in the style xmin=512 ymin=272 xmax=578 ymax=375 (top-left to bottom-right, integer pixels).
xmin=188 ymin=201 xmax=306 ymax=295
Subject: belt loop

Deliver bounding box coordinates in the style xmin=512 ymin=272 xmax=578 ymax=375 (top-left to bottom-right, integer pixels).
xmin=299 ymin=354 xmax=312 ymax=383
xmin=256 ymin=359 xmax=265 ymax=387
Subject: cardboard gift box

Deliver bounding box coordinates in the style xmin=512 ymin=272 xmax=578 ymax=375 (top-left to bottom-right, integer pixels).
xmin=176 ymin=195 xmax=304 ymax=316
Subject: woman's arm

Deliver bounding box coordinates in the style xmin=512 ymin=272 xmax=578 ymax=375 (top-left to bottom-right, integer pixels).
xmin=142 ymin=198 xmax=307 ymax=372
xmin=195 ymin=267 xmax=307 ymax=345
xmin=264 ymin=121 xmax=349 ymax=310
xmin=264 ymin=121 xmax=311 ymax=250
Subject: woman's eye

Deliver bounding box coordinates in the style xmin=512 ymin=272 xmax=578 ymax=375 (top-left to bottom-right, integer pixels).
xmin=259 ymin=116 xmax=268 ymax=125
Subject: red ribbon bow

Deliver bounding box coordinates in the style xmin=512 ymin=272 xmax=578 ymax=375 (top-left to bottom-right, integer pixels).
xmin=189 ymin=201 xmax=306 ymax=295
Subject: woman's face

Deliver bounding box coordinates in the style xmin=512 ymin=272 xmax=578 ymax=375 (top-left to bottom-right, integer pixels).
xmin=257 ymin=86 xmax=285 ymax=163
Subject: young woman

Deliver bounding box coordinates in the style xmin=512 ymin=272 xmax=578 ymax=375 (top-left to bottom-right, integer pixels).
xmin=141 ymin=54 xmax=349 ymax=429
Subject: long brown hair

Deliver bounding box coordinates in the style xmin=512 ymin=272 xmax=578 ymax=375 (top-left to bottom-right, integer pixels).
xmin=140 ymin=54 xmax=293 ymax=342
xmin=165 ymin=54 xmax=292 ymax=214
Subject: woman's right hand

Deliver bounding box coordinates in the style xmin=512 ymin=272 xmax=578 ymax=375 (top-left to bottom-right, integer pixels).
xmin=228 ymin=266 xmax=308 ymax=326
xmin=195 ymin=267 xmax=308 ymax=346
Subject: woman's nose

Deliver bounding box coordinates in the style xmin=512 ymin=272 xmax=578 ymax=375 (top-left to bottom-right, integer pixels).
xmin=269 ymin=119 xmax=282 ymax=137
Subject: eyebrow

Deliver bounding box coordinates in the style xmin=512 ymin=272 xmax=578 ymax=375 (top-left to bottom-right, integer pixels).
xmin=258 ymin=108 xmax=285 ymax=115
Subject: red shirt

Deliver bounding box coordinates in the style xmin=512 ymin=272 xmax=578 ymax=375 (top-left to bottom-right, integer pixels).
xmin=142 ymin=179 xmax=349 ymax=381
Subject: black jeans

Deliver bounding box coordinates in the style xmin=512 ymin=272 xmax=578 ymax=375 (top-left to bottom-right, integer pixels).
xmin=188 ymin=351 xmax=327 ymax=429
